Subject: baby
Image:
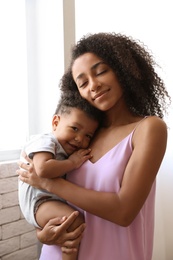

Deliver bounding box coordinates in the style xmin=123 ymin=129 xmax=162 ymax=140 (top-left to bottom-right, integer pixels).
xmin=18 ymin=93 xmax=102 ymax=260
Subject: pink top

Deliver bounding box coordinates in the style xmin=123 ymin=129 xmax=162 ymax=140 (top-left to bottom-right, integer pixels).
xmin=40 ymin=124 xmax=156 ymax=260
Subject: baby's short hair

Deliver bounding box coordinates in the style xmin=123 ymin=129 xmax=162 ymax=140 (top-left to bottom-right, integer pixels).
xmin=54 ymin=92 xmax=103 ymax=124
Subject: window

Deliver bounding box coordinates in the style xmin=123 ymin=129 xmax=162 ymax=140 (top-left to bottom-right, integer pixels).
xmin=0 ymin=0 xmax=28 ymax=160
xmin=0 ymin=0 xmax=75 ymax=161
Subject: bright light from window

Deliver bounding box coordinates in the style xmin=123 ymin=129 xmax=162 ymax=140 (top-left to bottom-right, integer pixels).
xmin=0 ymin=0 xmax=28 ymax=151
xmin=0 ymin=0 xmax=64 ymax=161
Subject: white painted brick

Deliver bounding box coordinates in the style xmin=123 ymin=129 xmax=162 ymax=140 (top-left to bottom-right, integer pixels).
xmin=0 ymin=237 xmax=20 ymax=257
xmin=2 ymin=191 xmax=18 ymax=208
xmin=0 ymin=161 xmax=38 ymax=260
xmin=0 ymin=162 xmax=18 ymax=179
xmin=0 ymin=177 xmax=18 ymax=194
xmin=2 ymin=219 xmax=35 ymax=239
xmin=1 ymin=245 xmax=38 ymax=260
xmin=0 ymin=206 xmax=20 ymax=225
xmin=20 ymin=231 xmax=38 ymax=248
xmin=0 ymin=195 xmax=2 ymax=209
xmin=20 ymin=210 xmax=25 ymax=219
xmin=0 ymin=225 xmax=2 ymax=240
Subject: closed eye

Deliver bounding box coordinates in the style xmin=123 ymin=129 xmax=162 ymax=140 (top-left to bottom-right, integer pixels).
xmin=96 ymin=70 xmax=107 ymax=76
xmin=79 ymin=81 xmax=88 ymax=88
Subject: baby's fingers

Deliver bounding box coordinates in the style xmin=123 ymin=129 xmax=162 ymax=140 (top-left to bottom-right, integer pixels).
xmin=78 ymin=148 xmax=91 ymax=156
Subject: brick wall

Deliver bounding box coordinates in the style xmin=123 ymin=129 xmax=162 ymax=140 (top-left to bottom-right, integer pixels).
xmin=0 ymin=161 xmax=38 ymax=260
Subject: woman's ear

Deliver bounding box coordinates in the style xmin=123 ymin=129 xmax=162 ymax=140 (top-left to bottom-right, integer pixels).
xmin=52 ymin=114 xmax=60 ymax=130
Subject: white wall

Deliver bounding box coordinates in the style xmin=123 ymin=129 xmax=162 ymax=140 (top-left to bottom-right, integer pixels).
xmin=75 ymin=1 xmax=173 ymax=259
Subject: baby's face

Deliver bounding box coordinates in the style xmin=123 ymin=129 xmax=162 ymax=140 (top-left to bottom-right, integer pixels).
xmin=52 ymin=108 xmax=98 ymax=155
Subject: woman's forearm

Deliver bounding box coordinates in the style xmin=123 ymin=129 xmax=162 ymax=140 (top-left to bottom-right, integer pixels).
xmin=44 ymin=178 xmax=123 ymax=224
xmin=43 ymin=162 xmax=157 ymax=227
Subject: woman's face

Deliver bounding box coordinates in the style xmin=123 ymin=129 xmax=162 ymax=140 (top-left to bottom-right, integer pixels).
xmin=72 ymin=52 xmax=123 ymax=111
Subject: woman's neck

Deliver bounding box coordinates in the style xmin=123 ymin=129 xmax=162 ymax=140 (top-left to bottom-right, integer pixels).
xmin=103 ymin=103 xmax=141 ymax=128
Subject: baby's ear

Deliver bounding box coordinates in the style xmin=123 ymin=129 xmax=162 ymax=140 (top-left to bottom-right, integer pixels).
xmin=52 ymin=114 xmax=60 ymax=130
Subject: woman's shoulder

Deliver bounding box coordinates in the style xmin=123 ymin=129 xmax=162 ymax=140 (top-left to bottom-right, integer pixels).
xmin=136 ymin=116 xmax=167 ymax=130
xmin=133 ymin=116 xmax=167 ymax=144
xmin=142 ymin=116 xmax=167 ymax=130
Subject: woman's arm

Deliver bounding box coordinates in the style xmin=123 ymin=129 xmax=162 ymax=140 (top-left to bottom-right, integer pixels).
xmin=18 ymin=117 xmax=167 ymax=226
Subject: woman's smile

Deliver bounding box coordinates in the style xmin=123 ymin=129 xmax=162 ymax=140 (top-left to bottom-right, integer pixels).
xmin=92 ymin=88 xmax=110 ymax=101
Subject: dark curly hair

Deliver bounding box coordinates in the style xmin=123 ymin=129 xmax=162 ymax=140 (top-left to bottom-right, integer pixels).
xmin=60 ymin=32 xmax=171 ymax=118
xmin=54 ymin=91 xmax=103 ymax=124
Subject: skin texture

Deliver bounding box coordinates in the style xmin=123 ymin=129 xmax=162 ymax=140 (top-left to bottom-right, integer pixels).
xmin=17 ymin=32 xmax=171 ymax=254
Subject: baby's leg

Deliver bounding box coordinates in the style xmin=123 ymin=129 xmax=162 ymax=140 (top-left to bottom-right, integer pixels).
xmin=35 ymin=200 xmax=84 ymax=260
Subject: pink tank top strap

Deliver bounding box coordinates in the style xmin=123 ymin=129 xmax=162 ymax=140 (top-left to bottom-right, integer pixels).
xmin=133 ymin=116 xmax=148 ymax=132
xmin=128 ymin=116 xmax=149 ymax=141
xmin=129 ymin=116 xmax=149 ymax=149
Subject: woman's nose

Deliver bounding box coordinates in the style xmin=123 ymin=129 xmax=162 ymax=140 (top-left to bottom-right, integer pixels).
xmin=90 ymin=78 xmax=101 ymax=92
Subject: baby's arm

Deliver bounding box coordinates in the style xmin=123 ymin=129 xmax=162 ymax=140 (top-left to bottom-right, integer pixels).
xmin=33 ymin=148 xmax=92 ymax=178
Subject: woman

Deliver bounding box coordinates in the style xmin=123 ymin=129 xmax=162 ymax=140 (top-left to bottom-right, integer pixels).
xmin=18 ymin=32 xmax=171 ymax=260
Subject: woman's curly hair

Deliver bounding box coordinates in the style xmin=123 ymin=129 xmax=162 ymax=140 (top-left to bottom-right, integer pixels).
xmin=60 ymin=32 xmax=171 ymax=118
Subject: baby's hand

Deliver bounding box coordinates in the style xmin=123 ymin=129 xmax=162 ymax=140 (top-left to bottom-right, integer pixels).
xmin=68 ymin=148 xmax=92 ymax=168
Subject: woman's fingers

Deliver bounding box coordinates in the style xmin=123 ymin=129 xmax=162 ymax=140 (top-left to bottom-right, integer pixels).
xmin=17 ymin=160 xmax=34 ymax=174
xmin=21 ymin=151 xmax=32 ymax=163
xmin=61 ymin=246 xmax=78 ymax=254
xmin=36 ymin=216 xmax=68 ymax=244
xmin=56 ymin=211 xmax=80 ymax=233
xmin=62 ymin=220 xmax=86 ymax=240
xmin=16 ymin=168 xmax=30 ymax=181
xmin=17 ymin=161 xmax=29 ymax=171
xmin=62 ymin=231 xmax=83 ymax=248
xmin=36 ymin=212 xmax=85 ymax=248
xmin=51 ymin=211 xmax=86 ymax=241
xmin=60 ymin=217 xmax=85 ymax=253
xmin=16 ymin=163 xmax=43 ymax=189
xmin=17 ymin=151 xmax=33 ymax=171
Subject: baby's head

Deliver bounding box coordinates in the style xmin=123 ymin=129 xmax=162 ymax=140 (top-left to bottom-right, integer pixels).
xmin=52 ymin=92 xmax=102 ymax=155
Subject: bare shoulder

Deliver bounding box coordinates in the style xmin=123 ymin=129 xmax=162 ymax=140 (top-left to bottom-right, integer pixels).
xmin=138 ymin=116 xmax=167 ymax=133
xmin=133 ymin=116 xmax=167 ymax=146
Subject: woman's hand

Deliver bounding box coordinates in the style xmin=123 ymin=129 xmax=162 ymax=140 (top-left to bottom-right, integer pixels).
xmin=17 ymin=152 xmax=49 ymax=190
xmin=37 ymin=211 xmax=86 ymax=254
